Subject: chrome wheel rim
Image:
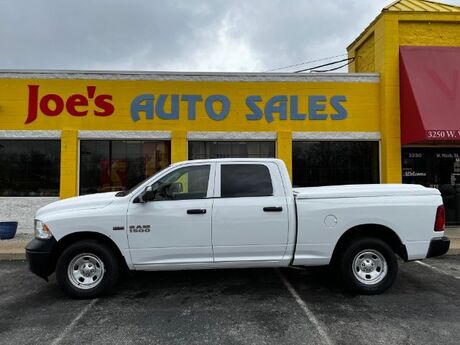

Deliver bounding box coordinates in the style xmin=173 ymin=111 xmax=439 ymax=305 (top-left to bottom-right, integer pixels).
xmin=352 ymin=249 xmax=387 ymax=285
xmin=67 ymin=253 xmax=105 ymax=290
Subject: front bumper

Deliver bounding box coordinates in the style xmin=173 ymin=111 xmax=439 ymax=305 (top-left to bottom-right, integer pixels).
xmin=25 ymin=238 xmax=57 ymax=280
xmin=426 ymin=236 xmax=450 ymax=258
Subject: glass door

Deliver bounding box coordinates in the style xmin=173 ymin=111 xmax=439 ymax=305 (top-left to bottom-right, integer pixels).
xmin=402 ymin=147 xmax=460 ymax=224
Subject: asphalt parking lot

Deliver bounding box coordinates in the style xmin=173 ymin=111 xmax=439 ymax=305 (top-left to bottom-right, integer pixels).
xmin=1 ymin=256 xmax=460 ymax=345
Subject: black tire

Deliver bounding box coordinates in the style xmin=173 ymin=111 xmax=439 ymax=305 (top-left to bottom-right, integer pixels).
xmin=56 ymin=240 xmax=119 ymax=299
xmin=340 ymin=237 xmax=398 ymax=295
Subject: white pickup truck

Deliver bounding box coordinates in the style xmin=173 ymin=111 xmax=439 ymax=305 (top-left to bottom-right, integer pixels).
xmin=26 ymin=158 xmax=450 ymax=298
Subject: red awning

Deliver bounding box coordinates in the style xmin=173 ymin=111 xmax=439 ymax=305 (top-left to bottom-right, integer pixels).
xmin=400 ymin=46 xmax=460 ymax=145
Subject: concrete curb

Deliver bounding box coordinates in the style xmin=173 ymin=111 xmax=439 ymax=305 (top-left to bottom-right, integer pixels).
xmin=0 ymin=253 xmax=25 ymax=261
xmin=447 ymin=248 xmax=460 ymax=256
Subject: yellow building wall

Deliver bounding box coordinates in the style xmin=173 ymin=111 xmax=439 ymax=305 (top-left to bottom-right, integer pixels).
xmin=348 ymin=11 xmax=460 ymax=184
xmin=399 ymin=21 xmax=460 ymax=45
xmin=355 ymin=34 xmax=375 ymax=73
xmin=277 ymin=131 xmax=293 ymax=181
xmin=171 ymin=129 xmax=187 ymax=163
xmin=0 ymin=79 xmax=380 ymax=132
xmin=60 ymin=130 xmax=79 ymax=198
xmin=0 ymin=78 xmax=380 ymax=197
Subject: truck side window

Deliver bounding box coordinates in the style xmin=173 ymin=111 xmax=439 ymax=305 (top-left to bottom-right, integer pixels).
xmin=151 ymin=165 xmax=210 ymax=201
xmin=221 ymin=164 xmax=273 ymax=198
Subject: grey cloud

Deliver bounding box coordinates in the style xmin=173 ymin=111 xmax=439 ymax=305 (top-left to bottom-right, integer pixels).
xmin=1 ymin=0 xmax=457 ymax=72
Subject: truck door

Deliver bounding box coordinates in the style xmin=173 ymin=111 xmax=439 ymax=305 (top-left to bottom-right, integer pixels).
xmin=212 ymin=162 xmax=289 ymax=263
xmin=127 ymin=163 xmax=215 ymax=266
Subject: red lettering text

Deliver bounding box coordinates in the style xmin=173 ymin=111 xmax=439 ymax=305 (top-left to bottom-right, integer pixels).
xmin=94 ymin=95 xmax=115 ymax=116
xmin=25 ymin=85 xmax=39 ymax=124
xmin=66 ymin=94 xmax=88 ymax=116
xmin=25 ymin=85 xmax=114 ymax=124
xmin=40 ymin=94 xmax=64 ymax=116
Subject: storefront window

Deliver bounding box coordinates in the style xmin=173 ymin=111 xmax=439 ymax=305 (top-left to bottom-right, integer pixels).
xmin=188 ymin=141 xmax=275 ymax=160
xmin=402 ymin=147 xmax=460 ymax=224
xmin=0 ymin=140 xmax=60 ymax=196
xmin=79 ymin=140 xmax=171 ymax=195
xmin=292 ymin=141 xmax=380 ymax=187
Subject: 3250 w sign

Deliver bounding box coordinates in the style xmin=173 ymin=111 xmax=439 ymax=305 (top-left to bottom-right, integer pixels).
xmin=426 ymin=130 xmax=460 ymax=140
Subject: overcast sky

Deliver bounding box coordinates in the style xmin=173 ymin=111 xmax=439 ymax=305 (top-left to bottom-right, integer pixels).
xmin=1 ymin=0 xmax=459 ymax=73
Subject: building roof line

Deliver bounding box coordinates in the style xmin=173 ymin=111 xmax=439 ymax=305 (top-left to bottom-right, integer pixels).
xmin=0 ymin=69 xmax=380 ymax=83
xmin=384 ymin=0 xmax=403 ymax=11
xmin=349 ymin=0 xmax=460 ymax=51
xmin=383 ymin=0 xmax=460 ymax=12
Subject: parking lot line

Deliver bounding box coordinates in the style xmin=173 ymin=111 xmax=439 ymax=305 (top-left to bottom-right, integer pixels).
xmin=275 ymin=269 xmax=334 ymax=345
xmin=50 ymin=298 xmax=98 ymax=345
xmin=415 ymin=260 xmax=460 ymax=280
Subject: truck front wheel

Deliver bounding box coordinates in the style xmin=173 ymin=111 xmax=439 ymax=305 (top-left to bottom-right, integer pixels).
xmin=340 ymin=237 xmax=398 ymax=295
xmin=56 ymin=240 xmax=119 ymax=299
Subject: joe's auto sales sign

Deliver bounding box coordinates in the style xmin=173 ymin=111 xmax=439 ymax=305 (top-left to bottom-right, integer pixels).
xmin=25 ymin=84 xmax=347 ymax=124
xmin=0 ymin=77 xmax=381 ymax=133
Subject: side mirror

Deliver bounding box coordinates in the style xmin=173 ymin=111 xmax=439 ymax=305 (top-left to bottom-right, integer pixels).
xmin=137 ymin=186 xmax=156 ymax=203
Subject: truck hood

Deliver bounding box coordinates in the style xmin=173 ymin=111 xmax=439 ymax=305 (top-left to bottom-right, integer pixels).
xmin=293 ymin=184 xmax=440 ymax=199
xmin=36 ymin=192 xmax=119 ymax=218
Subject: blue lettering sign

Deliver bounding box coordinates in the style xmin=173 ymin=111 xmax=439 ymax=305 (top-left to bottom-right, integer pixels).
xmin=181 ymin=95 xmax=203 ymax=120
xmin=130 ymin=94 xmax=154 ymax=122
xmin=308 ymin=95 xmax=328 ymax=120
xmin=265 ymin=95 xmax=287 ymax=123
xmin=129 ymin=93 xmax=348 ymax=122
xmin=330 ymin=95 xmax=347 ymax=120
xmin=246 ymin=95 xmax=263 ymax=121
xmin=205 ymin=95 xmax=230 ymax=121
xmin=156 ymin=94 xmax=179 ymax=120
xmin=290 ymin=96 xmax=306 ymax=120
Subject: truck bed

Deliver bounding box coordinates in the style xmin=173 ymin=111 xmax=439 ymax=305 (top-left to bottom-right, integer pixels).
xmin=293 ymin=184 xmax=440 ymax=199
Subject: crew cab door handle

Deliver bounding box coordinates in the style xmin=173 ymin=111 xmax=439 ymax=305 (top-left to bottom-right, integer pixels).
xmin=187 ymin=208 xmax=207 ymax=214
xmin=263 ymin=206 xmax=283 ymax=212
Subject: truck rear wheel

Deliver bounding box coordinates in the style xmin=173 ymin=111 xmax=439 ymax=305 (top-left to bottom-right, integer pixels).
xmin=56 ymin=240 xmax=119 ymax=299
xmin=340 ymin=237 xmax=398 ymax=295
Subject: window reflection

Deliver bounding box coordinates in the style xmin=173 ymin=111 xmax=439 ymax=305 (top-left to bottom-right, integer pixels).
xmin=293 ymin=141 xmax=379 ymax=187
xmin=189 ymin=141 xmax=275 ymax=159
xmin=402 ymin=147 xmax=460 ymax=224
xmin=0 ymin=140 xmax=60 ymax=196
xmin=80 ymin=140 xmax=171 ymax=195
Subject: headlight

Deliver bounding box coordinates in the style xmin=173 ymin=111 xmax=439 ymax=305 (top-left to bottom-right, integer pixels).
xmin=34 ymin=219 xmax=52 ymax=240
